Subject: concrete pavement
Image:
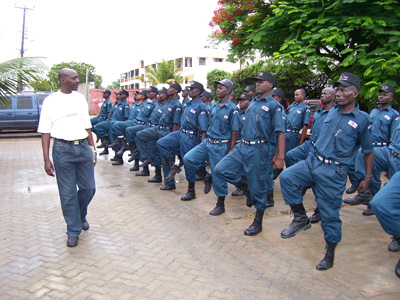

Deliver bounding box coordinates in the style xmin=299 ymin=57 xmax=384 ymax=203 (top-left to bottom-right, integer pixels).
xmin=0 ymin=132 xmax=399 ymax=299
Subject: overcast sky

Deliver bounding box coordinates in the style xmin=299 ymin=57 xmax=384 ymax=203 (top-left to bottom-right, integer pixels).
xmin=0 ymin=0 xmax=220 ymax=86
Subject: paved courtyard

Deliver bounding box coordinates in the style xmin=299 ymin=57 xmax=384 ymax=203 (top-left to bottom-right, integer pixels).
xmin=0 ymin=132 xmax=399 ymax=299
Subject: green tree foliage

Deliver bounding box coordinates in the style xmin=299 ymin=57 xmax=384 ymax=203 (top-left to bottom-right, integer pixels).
xmin=107 ymin=79 xmax=120 ymax=89
xmin=47 ymin=62 xmax=102 ymax=89
xmin=206 ymin=69 xmax=232 ymax=96
xmin=210 ymin=0 xmax=400 ymax=108
xmin=0 ymin=57 xmax=47 ymax=105
xmin=144 ymin=59 xmax=183 ymax=84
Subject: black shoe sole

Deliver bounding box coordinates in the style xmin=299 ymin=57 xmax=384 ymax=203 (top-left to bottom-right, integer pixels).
xmin=281 ymin=223 xmax=312 ymax=239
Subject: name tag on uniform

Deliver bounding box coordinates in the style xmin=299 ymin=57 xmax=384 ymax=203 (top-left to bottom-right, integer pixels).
xmin=348 ymin=120 xmax=358 ymax=128
xmin=137 ymin=109 xmax=141 ymax=111
xmin=261 ymin=106 xmax=269 ymax=112
xmin=147 ymin=106 xmax=151 ymax=109
xmin=200 ymin=111 xmax=206 ymax=115
xmin=177 ymin=108 xmax=181 ymax=111
xmin=119 ymin=107 xmax=122 ymax=110
xmin=224 ymin=115 xmax=228 ymax=119
xmin=168 ymin=108 xmax=172 ymax=112
xmin=190 ymin=109 xmax=196 ymax=114
xmin=385 ymin=115 xmax=391 ymax=121
xmin=233 ymin=110 xmax=238 ymax=114
xmin=297 ymin=110 xmax=301 ymax=114
xmin=242 ymin=117 xmax=246 ymax=121
xmin=158 ymin=109 xmax=162 ymax=113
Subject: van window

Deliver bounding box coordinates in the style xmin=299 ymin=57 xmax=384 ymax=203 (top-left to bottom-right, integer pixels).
xmin=0 ymin=97 xmax=12 ymax=109
xmin=17 ymin=97 xmax=33 ymax=109
xmin=307 ymin=100 xmax=320 ymax=115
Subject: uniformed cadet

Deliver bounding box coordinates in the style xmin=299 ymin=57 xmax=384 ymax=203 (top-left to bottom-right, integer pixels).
xmin=214 ymin=71 xmax=285 ymax=236
xmin=369 ymin=171 xmax=400 ymax=278
xmin=244 ymin=85 xmax=256 ymax=98
xmin=345 ymin=84 xmax=399 ymax=215
xmin=181 ymin=86 xmax=191 ymax=112
xmin=231 ymin=92 xmax=251 ymax=197
xmin=93 ymin=90 xmax=130 ymax=156
xmin=90 ymin=90 xmax=112 ymax=127
xmin=136 ymin=81 xmax=182 ymax=190
xmin=279 ymin=72 xmax=373 ymax=271
xmin=201 ymin=90 xmax=213 ymax=113
xmin=109 ymin=90 xmax=148 ymax=165
xmin=157 ymin=81 xmax=208 ymax=201
xmin=285 ymin=87 xmax=336 ymax=223
xmin=184 ymin=79 xmax=239 ymax=214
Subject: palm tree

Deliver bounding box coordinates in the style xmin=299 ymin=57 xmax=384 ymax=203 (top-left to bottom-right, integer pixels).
xmin=144 ymin=59 xmax=183 ymax=84
xmin=0 ymin=57 xmax=47 ymax=105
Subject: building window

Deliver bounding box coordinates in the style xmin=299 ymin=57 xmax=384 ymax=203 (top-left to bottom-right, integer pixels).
xmin=130 ymin=70 xmax=134 ymax=78
xmin=141 ymin=60 xmax=144 ymax=68
xmin=135 ymin=83 xmax=139 ymax=89
xmin=214 ymin=58 xmax=223 ymax=62
xmin=176 ymin=59 xmax=182 ymax=69
xmin=199 ymin=57 xmax=206 ymax=66
xmin=135 ymin=69 xmax=139 ymax=76
xmin=185 ymin=57 xmax=192 ymax=68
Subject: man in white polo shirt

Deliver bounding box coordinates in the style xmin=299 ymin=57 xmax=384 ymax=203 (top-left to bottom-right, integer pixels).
xmin=38 ymin=68 xmax=96 ymax=247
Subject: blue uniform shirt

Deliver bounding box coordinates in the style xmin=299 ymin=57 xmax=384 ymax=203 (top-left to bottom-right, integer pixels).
xmin=241 ymin=95 xmax=285 ymax=142
xmin=369 ymin=105 xmax=399 ymax=144
xmin=389 ymin=116 xmax=400 ymax=154
xmin=314 ymin=104 xmax=373 ymax=165
xmin=109 ymin=100 xmax=120 ymax=119
xmin=286 ymin=102 xmax=310 ymax=130
xmin=180 ymin=98 xmax=208 ymax=132
xmin=148 ymin=101 xmax=168 ymax=126
xmin=128 ymin=101 xmax=145 ymax=121
xmin=237 ymin=110 xmax=246 ymax=140
xmin=309 ymin=106 xmax=330 ymax=142
xmin=207 ymin=99 xmax=239 ymax=140
xmin=112 ymin=100 xmax=130 ymax=121
xmin=158 ymin=97 xmax=182 ymax=128
xmin=136 ymin=100 xmax=157 ymax=123
xmin=98 ymin=98 xmax=112 ymax=118
xmin=182 ymin=97 xmax=191 ymax=112
xmin=269 ymin=101 xmax=286 ymax=144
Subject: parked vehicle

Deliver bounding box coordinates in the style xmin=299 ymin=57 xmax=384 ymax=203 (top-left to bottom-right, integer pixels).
xmin=0 ymin=91 xmax=52 ymax=131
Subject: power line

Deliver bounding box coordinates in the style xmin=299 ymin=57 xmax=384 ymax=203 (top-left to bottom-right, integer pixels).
xmin=15 ymin=4 xmax=35 ymax=57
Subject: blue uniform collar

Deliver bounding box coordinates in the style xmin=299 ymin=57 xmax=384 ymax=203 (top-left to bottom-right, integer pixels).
xmin=188 ymin=98 xmax=202 ymax=105
xmin=335 ymin=103 xmax=361 ymax=117
xmin=215 ymin=99 xmax=233 ymax=108
xmin=254 ymin=94 xmax=273 ymax=102
xmin=377 ymin=104 xmax=393 ymax=111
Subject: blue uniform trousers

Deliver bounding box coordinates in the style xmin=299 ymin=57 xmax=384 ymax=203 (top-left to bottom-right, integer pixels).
xmin=52 ymin=139 xmax=96 ymax=237
xmin=184 ymin=139 xmax=230 ymax=196
xmin=370 ymin=171 xmax=400 ymax=237
xmin=137 ymin=127 xmax=174 ymax=185
xmin=285 ymin=140 xmax=312 ymax=168
xmin=157 ymin=131 xmax=197 ymax=182
xmin=285 ymin=132 xmax=300 ymax=156
xmin=265 ymin=144 xmax=278 ymax=194
xmin=90 ymin=116 xmax=107 ymax=127
xmin=356 ymin=147 xmax=400 ymax=196
xmin=280 ymin=153 xmax=348 ymax=244
xmin=214 ymin=142 xmax=275 ymax=211
xmin=113 ymin=120 xmax=134 ymax=137
xmin=93 ymin=120 xmax=112 ymax=138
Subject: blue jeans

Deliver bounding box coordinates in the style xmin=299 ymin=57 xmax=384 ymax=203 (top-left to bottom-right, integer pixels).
xmin=52 ymin=139 xmax=96 ymax=237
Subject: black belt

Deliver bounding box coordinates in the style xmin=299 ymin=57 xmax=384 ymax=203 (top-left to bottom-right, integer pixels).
xmin=372 ymin=142 xmax=388 ymax=147
xmin=317 ymin=154 xmax=341 ymax=165
xmin=182 ymin=129 xmax=197 ymax=135
xmin=55 ymin=138 xmax=85 ymax=145
xmin=241 ymin=139 xmax=266 ymax=145
xmin=135 ymin=120 xmax=146 ymax=125
xmin=286 ymin=129 xmax=300 ymax=133
xmin=159 ymin=125 xmax=172 ymax=130
xmin=390 ymin=149 xmax=400 ymax=158
xmin=209 ymin=138 xmax=230 ymax=144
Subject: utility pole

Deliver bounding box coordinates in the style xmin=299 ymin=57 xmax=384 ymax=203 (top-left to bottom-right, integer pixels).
xmin=15 ymin=5 xmax=35 ymax=57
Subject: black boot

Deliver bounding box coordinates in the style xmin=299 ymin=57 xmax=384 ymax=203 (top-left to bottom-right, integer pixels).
xmin=396 ymin=259 xmax=400 ymax=278
xmin=136 ymin=165 xmax=150 ymax=176
xmin=116 ymin=138 xmax=129 ymax=157
xmin=129 ymin=159 xmax=140 ymax=171
xmin=99 ymin=145 xmax=109 ymax=156
xmin=128 ymin=155 xmax=135 ymax=163
xmin=109 ymin=136 xmax=123 ymax=148
xmin=231 ymin=187 xmax=244 ymax=196
xmin=266 ymin=192 xmax=274 ymax=208
xmin=300 ymin=186 xmax=311 ymax=196
xmin=112 ymin=156 xmax=123 ymax=165
xmin=181 ymin=182 xmax=196 ymax=201
xmin=244 ymin=209 xmax=264 ymax=236
xmin=343 ymin=190 xmax=372 ymax=205
xmin=281 ymin=204 xmax=311 ymax=239
xmin=209 ymin=196 xmax=225 ymax=216
xmin=165 ymin=157 xmax=182 ymax=182
xmin=309 ymin=206 xmax=321 ymax=223
xmin=142 ymin=157 xmax=155 ymax=167
xmin=148 ymin=167 xmax=162 ymax=183
xmin=316 ymin=242 xmax=337 ymax=271
xmin=203 ymin=172 xmax=212 ymax=194
xmin=97 ymin=136 xmax=109 ymax=149
xmin=389 ymin=236 xmax=400 ymax=252
xmin=196 ymin=167 xmax=207 ymax=181
xmin=237 ymin=181 xmax=251 ymax=207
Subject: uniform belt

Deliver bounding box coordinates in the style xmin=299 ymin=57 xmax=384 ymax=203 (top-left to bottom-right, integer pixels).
xmin=55 ymin=138 xmax=85 ymax=145
xmin=208 ymin=138 xmax=230 ymax=144
xmin=148 ymin=123 xmax=157 ymax=127
xmin=317 ymin=155 xmax=340 ymax=165
xmin=99 ymin=116 xmax=106 ymax=119
xmin=182 ymin=129 xmax=197 ymax=135
xmin=241 ymin=139 xmax=266 ymax=145
xmin=390 ymin=150 xmax=400 ymax=158
xmin=372 ymin=142 xmax=387 ymax=147
xmin=286 ymin=129 xmax=300 ymax=133
xmin=158 ymin=126 xmax=172 ymax=130
xmin=311 ymin=140 xmax=316 ymax=146
xmin=135 ymin=120 xmax=146 ymax=125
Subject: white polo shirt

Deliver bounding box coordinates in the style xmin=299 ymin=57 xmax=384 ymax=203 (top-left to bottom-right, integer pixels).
xmin=38 ymin=91 xmax=92 ymax=140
